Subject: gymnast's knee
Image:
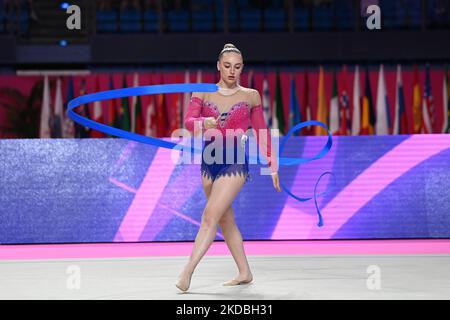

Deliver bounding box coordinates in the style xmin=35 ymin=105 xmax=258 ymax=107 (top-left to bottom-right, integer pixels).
xmin=218 ymin=211 xmax=235 ymax=229
xmin=201 ymin=205 xmax=223 ymax=228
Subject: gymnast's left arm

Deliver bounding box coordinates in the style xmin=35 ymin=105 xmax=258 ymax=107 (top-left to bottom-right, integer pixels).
xmin=250 ymin=90 xmax=281 ymax=191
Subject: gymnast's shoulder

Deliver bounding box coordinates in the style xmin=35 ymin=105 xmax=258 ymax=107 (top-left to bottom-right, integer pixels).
xmin=242 ymin=87 xmax=261 ymax=108
xmin=191 ymin=91 xmax=204 ymax=101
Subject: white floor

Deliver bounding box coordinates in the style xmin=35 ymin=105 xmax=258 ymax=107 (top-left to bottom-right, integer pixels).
xmin=0 ymin=254 xmax=449 ymax=300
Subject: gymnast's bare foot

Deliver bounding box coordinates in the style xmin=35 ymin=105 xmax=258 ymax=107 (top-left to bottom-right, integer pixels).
xmin=222 ymin=272 xmax=253 ymax=286
xmin=175 ymin=267 xmax=194 ymax=292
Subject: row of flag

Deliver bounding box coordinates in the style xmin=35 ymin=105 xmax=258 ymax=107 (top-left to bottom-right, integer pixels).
xmin=40 ymin=73 xmax=151 ymax=139
xmin=283 ymin=64 xmax=449 ymax=136
xmin=39 ymin=66 xmax=450 ymax=139
xmin=40 ymin=71 xmax=217 ymax=139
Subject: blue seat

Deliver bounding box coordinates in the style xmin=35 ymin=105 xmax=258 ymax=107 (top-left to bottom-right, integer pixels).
xmin=214 ymin=0 xmax=223 ymax=31
xmin=427 ymin=0 xmax=448 ymax=28
xmin=119 ymin=9 xmax=141 ymax=32
xmin=0 ymin=10 xmax=5 ymax=33
xmin=396 ymin=0 xmax=422 ymax=29
xmin=294 ymin=8 xmax=308 ymax=31
xmin=120 ymin=9 xmax=140 ymax=21
xmin=215 ymin=6 xmax=224 ymax=31
xmin=264 ymin=8 xmax=285 ymax=31
xmin=395 ymin=10 xmax=407 ymax=29
xmin=214 ymin=0 xmax=241 ymax=32
xmin=237 ymin=0 xmax=251 ymax=9
xmin=96 ymin=10 xmax=118 ymax=33
xmin=143 ymin=10 xmax=158 ymax=32
xmin=19 ymin=10 xmax=28 ymax=34
xmin=312 ymin=6 xmax=333 ymax=30
xmin=240 ymin=8 xmax=261 ymax=32
xmin=120 ymin=21 xmax=141 ymax=32
xmin=96 ymin=10 xmax=117 ymax=22
xmin=380 ymin=0 xmax=397 ymax=29
xmin=167 ymin=10 xmax=189 ymax=32
xmin=215 ymin=4 xmax=238 ymax=32
xmin=192 ymin=10 xmax=213 ymax=32
xmin=4 ymin=9 xmax=30 ymax=34
xmin=336 ymin=12 xmax=353 ymax=30
xmin=335 ymin=0 xmax=354 ymax=30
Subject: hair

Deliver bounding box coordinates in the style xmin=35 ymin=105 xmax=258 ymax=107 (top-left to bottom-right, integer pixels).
xmin=218 ymin=43 xmax=243 ymax=61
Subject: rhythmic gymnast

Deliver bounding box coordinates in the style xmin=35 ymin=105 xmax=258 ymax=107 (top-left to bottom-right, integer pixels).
xmin=175 ymin=43 xmax=280 ymax=292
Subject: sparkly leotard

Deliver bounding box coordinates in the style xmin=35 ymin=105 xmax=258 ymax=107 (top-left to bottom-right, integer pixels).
xmin=184 ymin=88 xmax=276 ymax=183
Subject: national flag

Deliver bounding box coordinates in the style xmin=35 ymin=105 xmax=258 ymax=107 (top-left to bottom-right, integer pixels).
xmin=156 ymin=93 xmax=169 ymax=137
xmin=302 ymin=71 xmax=312 ymax=135
xmin=39 ymin=75 xmax=51 ymax=138
xmin=90 ymin=75 xmax=105 ymax=138
xmin=443 ymin=66 xmax=449 ymax=133
xmin=196 ymin=69 xmax=202 ymax=83
xmin=352 ymin=65 xmax=361 ymax=135
xmin=134 ymin=94 xmax=144 ymax=135
xmin=182 ymin=70 xmax=190 ymax=130
xmin=368 ymin=68 xmax=376 ymax=133
xmin=50 ymin=77 xmax=63 ymax=138
xmin=145 ymin=93 xmax=156 ymax=137
xmin=274 ymin=71 xmax=286 ymax=135
xmin=329 ymin=70 xmax=339 ymax=134
xmin=361 ymin=67 xmax=375 ymax=135
xmin=74 ymin=78 xmax=91 ymax=138
xmin=248 ymin=69 xmax=254 ymax=88
xmin=131 ymin=72 xmax=138 ymax=133
xmin=173 ymin=90 xmax=181 ymax=133
xmin=120 ymin=74 xmax=131 ymax=132
xmin=339 ymin=65 xmax=351 ymax=135
xmin=375 ymin=64 xmax=391 ymax=135
xmin=289 ymin=75 xmax=301 ymax=135
xmin=412 ymin=65 xmax=422 ymax=133
xmin=131 ymin=73 xmax=145 ymax=135
xmin=393 ymin=64 xmax=408 ymax=134
xmin=422 ymin=64 xmax=434 ymax=133
xmin=262 ymin=76 xmax=272 ymax=128
xmin=315 ymin=66 xmax=328 ymax=136
xmin=63 ymin=76 xmax=75 ymax=138
xmin=109 ymin=75 xmax=121 ymax=137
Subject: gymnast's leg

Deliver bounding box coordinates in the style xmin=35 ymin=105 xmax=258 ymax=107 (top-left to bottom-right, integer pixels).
xmin=175 ymin=174 xmax=247 ymax=291
xmin=217 ymin=201 xmax=253 ymax=285
xmin=201 ymin=175 xmax=253 ymax=285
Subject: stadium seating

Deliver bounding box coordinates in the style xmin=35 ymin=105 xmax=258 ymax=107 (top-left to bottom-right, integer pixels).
xmin=96 ymin=10 xmax=118 ymax=33
xmin=120 ymin=9 xmax=141 ymax=32
xmin=167 ymin=9 xmax=190 ymax=32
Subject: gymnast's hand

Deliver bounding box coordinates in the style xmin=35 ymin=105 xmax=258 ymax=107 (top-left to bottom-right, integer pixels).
xmin=271 ymin=172 xmax=281 ymax=192
xmin=203 ymin=117 xmax=218 ymax=129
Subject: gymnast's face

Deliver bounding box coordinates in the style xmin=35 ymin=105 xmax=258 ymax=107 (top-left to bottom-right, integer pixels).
xmin=217 ymin=52 xmax=243 ymax=87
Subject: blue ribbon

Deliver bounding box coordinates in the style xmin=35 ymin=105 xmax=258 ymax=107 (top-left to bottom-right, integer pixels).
xmin=278 ymin=121 xmax=335 ymax=227
xmin=67 ymin=83 xmax=334 ymax=227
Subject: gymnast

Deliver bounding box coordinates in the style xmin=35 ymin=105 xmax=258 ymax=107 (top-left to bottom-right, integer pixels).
xmin=175 ymin=43 xmax=280 ymax=292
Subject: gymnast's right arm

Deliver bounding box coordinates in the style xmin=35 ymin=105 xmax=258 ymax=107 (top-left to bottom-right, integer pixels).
xmin=184 ymin=93 xmax=207 ymax=133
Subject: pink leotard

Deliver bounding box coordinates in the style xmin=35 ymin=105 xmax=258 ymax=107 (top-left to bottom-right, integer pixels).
xmin=185 ymin=96 xmax=277 ymax=173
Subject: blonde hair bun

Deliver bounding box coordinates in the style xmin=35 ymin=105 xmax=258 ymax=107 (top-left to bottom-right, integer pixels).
xmin=218 ymin=43 xmax=242 ymax=60
xmin=223 ymin=43 xmax=236 ymax=49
